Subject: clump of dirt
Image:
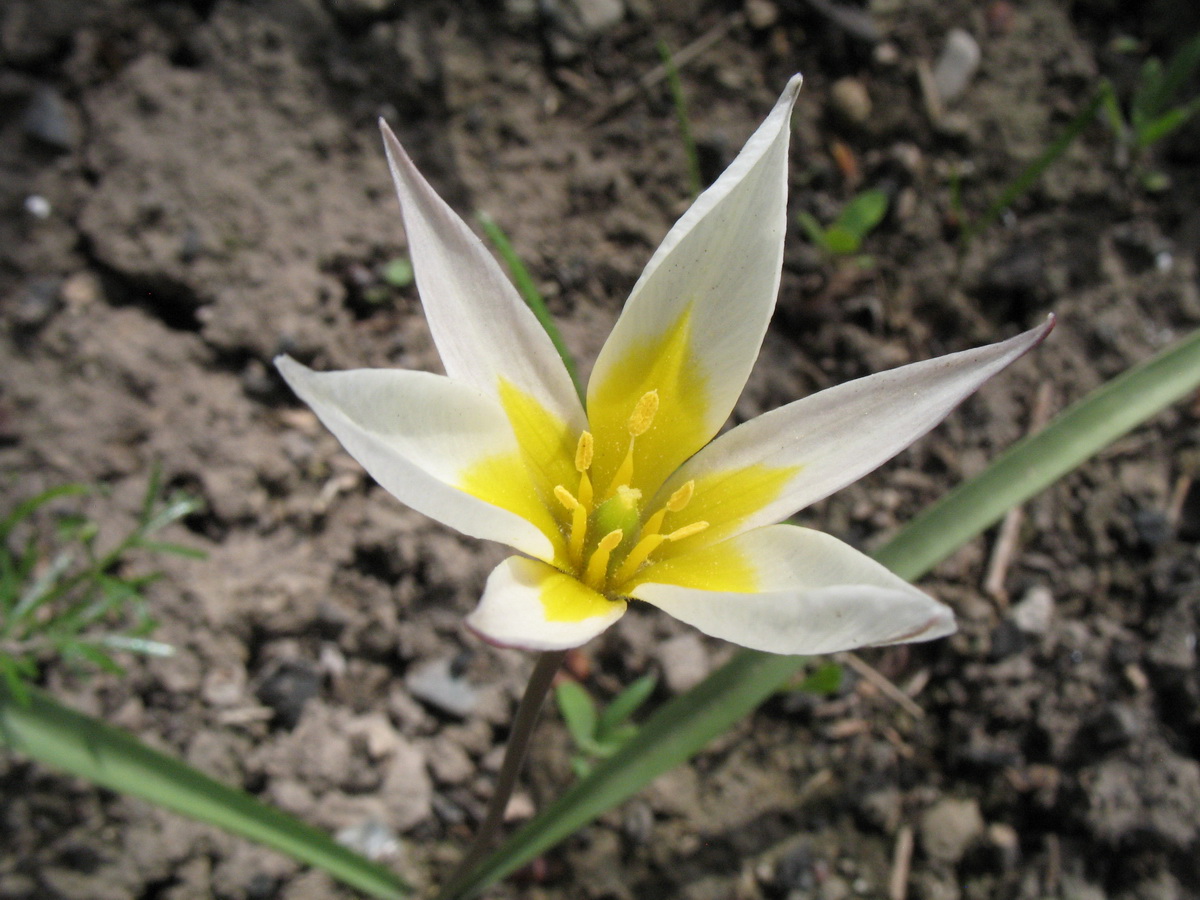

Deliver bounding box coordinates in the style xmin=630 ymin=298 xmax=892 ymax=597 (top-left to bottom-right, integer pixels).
xmin=3 ymin=1 xmax=1199 ymax=898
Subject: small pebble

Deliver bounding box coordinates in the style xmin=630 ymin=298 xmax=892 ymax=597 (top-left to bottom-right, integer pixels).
xmin=985 ymin=822 xmax=1020 ymax=870
xmin=406 ymin=657 xmax=480 ymax=718
xmin=745 ymin=0 xmax=779 ymax=29
xmin=13 ymin=277 xmax=61 ymax=330
xmin=60 ymin=271 xmax=102 ymax=308
xmin=22 ymin=85 xmax=76 ymax=151
xmin=336 ymin=819 xmax=400 ymax=861
xmin=919 ymin=797 xmax=984 ymax=864
xmin=256 ymin=659 xmax=322 ymax=729
xmin=658 ymin=633 xmax=710 ymax=693
xmin=829 ymin=77 xmax=872 ymax=126
xmin=1011 ymin=586 xmax=1053 ymax=635
xmin=933 ymin=28 xmax=982 ymax=102
xmin=24 ymin=195 xmax=51 ymax=219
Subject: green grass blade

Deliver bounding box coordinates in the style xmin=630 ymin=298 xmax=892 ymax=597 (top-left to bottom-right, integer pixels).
xmin=595 ymin=674 xmax=656 ymax=741
xmin=836 ymin=189 xmax=889 ymax=243
xmin=0 ymin=484 xmax=90 ymax=540
xmin=0 ymin=684 xmax=410 ymax=899
xmin=555 ymin=680 xmax=597 ymax=747
xmin=877 ymin=325 xmax=1200 ymax=578
xmin=442 ymin=324 xmax=1200 ymax=899
xmin=964 ymin=83 xmax=1109 ymax=244
xmin=477 ymin=213 xmax=583 ymax=403
xmin=656 ymin=39 xmax=702 ymax=199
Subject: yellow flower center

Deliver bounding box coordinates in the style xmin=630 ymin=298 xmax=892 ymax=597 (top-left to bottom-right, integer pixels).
xmin=552 ymin=390 xmax=709 ymax=594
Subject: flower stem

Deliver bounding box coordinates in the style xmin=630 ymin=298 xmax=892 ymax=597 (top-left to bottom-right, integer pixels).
xmin=436 ymin=649 xmax=566 ymax=900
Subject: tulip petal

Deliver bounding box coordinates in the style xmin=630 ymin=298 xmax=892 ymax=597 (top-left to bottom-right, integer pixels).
xmin=380 ymin=123 xmax=585 ymax=431
xmin=467 ymin=556 xmax=628 ymax=651
xmin=585 ymin=76 xmax=803 ymax=494
xmin=275 ymin=356 xmax=559 ymax=561
xmin=631 ymin=525 xmax=954 ymax=655
xmin=658 ymin=317 xmax=1055 ymax=542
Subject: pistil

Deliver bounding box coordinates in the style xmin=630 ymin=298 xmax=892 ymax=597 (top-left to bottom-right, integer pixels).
xmin=553 ymin=393 xmax=710 ymax=594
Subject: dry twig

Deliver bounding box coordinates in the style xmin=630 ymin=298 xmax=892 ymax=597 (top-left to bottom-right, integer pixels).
xmin=888 ymin=825 xmax=914 ymax=900
xmin=984 ymin=381 xmax=1055 ymax=605
xmin=587 ymin=13 xmax=744 ymax=125
xmin=838 ymin=651 xmax=925 ymax=719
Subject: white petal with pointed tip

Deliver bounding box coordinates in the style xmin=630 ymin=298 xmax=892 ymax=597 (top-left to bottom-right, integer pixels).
xmin=380 ymin=123 xmax=584 ymax=430
xmin=587 ymin=76 xmax=803 ymax=447
xmin=632 ymin=525 xmax=954 ymax=655
xmin=275 ymin=356 xmax=554 ymax=560
xmin=467 ymin=556 xmax=628 ymax=651
xmin=659 ymin=316 xmax=1054 ymax=538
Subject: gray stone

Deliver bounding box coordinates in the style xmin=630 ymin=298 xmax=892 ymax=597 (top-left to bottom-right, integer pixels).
xmin=659 ymin=633 xmax=710 ymax=693
xmin=23 ymin=85 xmax=76 ymax=151
xmin=932 ymin=28 xmax=981 ymax=102
xmin=829 ymin=77 xmax=872 ymax=125
xmin=563 ymin=0 xmax=624 ymax=37
xmin=336 ymin=819 xmax=401 ymax=861
xmin=745 ymin=0 xmax=779 ymax=30
xmin=919 ymin=797 xmax=984 ymax=863
xmin=1011 ymin=585 xmax=1054 ymax=635
xmin=406 ymin=657 xmax=480 ymax=718
xmin=256 ymin=658 xmax=321 ymax=729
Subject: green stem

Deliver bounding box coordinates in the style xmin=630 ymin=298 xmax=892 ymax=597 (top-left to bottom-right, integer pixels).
xmin=0 ymin=684 xmax=409 ymax=899
xmin=436 ymin=649 xmax=567 ymax=899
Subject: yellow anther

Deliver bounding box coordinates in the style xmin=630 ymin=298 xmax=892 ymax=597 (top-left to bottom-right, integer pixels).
xmin=584 ymin=529 xmax=624 ymax=589
xmin=554 ymin=485 xmax=589 ymax=564
xmin=627 ymin=391 xmax=659 ymax=437
xmin=665 ymin=520 xmax=709 ymax=542
xmin=611 ymin=532 xmax=666 ymax=586
xmin=575 ymin=431 xmax=594 ymax=472
xmin=666 ymin=480 xmax=695 ymax=512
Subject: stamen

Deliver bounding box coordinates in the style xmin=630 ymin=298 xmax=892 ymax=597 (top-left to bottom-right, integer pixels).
xmin=611 ymin=532 xmax=666 ymax=585
xmin=627 ymin=391 xmax=659 ymax=437
xmin=607 ymin=445 xmax=636 ymax=498
xmin=569 ymin=504 xmax=588 ymax=563
xmin=553 ymin=486 xmax=588 ymax=564
xmin=665 ymin=521 xmax=709 ymax=542
xmin=642 ymin=507 xmax=667 ymax=538
xmin=666 ymin=480 xmax=695 ymax=512
xmin=577 ymin=471 xmax=594 ymax=510
xmin=584 ymin=529 xmax=624 ymax=589
xmin=575 ymin=431 xmax=594 ymax=472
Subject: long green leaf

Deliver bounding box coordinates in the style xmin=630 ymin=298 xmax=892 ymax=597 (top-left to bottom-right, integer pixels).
xmin=477 ymin=213 xmax=583 ymax=403
xmin=0 ymin=685 xmax=409 ymax=900
xmin=443 ymin=325 xmax=1200 ymax=899
xmin=878 ymin=325 xmax=1200 ymax=576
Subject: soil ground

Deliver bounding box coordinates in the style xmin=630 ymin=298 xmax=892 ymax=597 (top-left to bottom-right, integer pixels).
xmin=3 ymin=1 xmax=1200 ymax=898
